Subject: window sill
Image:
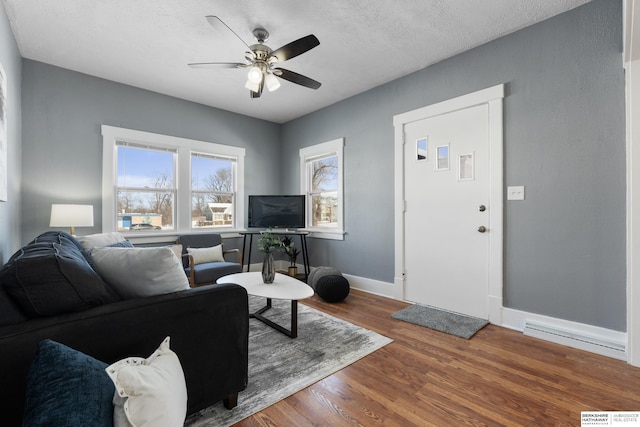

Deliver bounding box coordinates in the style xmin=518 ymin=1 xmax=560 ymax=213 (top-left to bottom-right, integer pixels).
xmin=124 ymin=228 xmax=245 ymax=245
xmin=124 ymin=233 xmax=178 ymax=246
xmin=302 ymin=229 xmax=345 ymax=241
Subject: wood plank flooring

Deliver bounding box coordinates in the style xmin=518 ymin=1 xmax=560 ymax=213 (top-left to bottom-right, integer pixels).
xmin=235 ymin=289 xmax=640 ymax=426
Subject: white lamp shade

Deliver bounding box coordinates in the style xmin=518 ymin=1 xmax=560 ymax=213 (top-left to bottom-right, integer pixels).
xmin=265 ymin=73 xmax=281 ymax=92
xmin=50 ymin=204 xmax=94 ymax=227
xmin=247 ymin=66 xmax=263 ymax=84
xmin=245 ymin=78 xmax=261 ymax=92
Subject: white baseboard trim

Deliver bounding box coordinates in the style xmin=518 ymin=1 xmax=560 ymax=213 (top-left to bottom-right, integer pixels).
xmin=340 ymin=273 xmax=628 ymax=361
xmin=501 ymin=307 xmax=627 ymax=361
xmin=248 ymin=267 xmax=628 ymax=362
xmin=342 ymin=273 xmax=396 ymax=298
xmin=243 ymin=266 xmax=397 ymax=297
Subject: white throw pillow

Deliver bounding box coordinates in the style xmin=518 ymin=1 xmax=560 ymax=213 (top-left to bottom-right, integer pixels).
xmin=186 ymin=245 xmax=224 ymax=264
xmin=168 ymin=244 xmax=183 ymax=261
xmin=106 ymin=337 xmax=187 ymax=427
xmin=77 ymin=232 xmax=127 ymax=249
xmin=90 ymin=247 xmax=189 ymax=299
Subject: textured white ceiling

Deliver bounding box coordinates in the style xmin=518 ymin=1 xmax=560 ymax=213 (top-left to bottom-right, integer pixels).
xmin=3 ymin=0 xmax=590 ymax=123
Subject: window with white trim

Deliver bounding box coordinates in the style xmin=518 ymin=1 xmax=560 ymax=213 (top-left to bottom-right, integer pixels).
xmin=102 ymin=126 xmax=245 ymax=235
xmin=116 ymin=141 xmax=177 ymax=231
xmin=191 ymin=152 xmax=235 ymax=229
xmin=300 ymin=138 xmax=344 ymax=240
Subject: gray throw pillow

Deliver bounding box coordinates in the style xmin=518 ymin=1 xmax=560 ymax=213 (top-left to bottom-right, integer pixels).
xmin=90 ymin=247 xmax=190 ymax=299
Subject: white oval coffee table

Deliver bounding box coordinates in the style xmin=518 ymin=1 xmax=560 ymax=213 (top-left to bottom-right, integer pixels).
xmin=217 ymin=272 xmax=314 ymax=338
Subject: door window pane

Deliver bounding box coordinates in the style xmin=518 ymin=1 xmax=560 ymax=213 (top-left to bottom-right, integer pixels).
xmin=459 ymin=153 xmax=474 ymax=181
xmin=436 ymin=145 xmax=449 ymax=171
xmin=416 ymin=137 xmax=428 ymax=161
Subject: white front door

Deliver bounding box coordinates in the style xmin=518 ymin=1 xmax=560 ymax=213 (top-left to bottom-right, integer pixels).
xmin=403 ymin=104 xmax=491 ymax=319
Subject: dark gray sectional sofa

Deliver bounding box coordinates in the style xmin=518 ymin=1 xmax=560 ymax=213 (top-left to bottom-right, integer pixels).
xmin=0 ymin=231 xmax=249 ymax=426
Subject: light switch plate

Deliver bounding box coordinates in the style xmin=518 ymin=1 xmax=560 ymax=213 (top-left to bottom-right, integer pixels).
xmin=507 ymin=186 xmax=525 ymax=200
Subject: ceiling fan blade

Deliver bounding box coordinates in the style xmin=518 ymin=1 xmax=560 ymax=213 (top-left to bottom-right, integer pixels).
xmin=270 ymin=35 xmax=320 ymax=62
xmin=205 ymin=15 xmax=252 ymax=51
xmin=188 ymin=62 xmax=245 ymax=69
xmin=274 ymin=68 xmax=321 ymax=90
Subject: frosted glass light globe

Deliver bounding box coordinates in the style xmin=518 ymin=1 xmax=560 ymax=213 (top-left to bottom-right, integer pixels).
xmin=247 ymin=66 xmax=263 ymax=84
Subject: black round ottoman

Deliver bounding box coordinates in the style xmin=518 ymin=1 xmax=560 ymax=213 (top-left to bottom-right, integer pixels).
xmin=307 ymin=266 xmax=342 ymax=290
xmin=315 ymin=275 xmax=350 ymax=303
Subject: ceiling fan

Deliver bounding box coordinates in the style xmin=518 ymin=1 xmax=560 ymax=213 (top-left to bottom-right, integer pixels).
xmin=189 ymin=16 xmax=321 ymax=98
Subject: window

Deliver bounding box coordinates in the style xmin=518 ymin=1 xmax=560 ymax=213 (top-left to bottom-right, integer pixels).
xmin=300 ymin=138 xmax=344 ymax=240
xmin=102 ymin=126 xmax=245 ymax=235
xmin=116 ymin=142 xmax=177 ymax=231
xmin=191 ymin=153 xmax=235 ymax=229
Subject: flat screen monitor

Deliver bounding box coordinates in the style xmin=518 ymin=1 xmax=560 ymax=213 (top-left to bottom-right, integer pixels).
xmin=248 ymin=195 xmax=306 ymax=229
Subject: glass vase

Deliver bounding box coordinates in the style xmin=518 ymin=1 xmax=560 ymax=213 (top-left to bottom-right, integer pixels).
xmin=262 ymin=253 xmax=275 ymax=284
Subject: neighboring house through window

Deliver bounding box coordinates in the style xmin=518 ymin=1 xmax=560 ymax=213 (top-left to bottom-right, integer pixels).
xmin=115 ymin=141 xmax=176 ymax=231
xmin=191 ymin=152 xmax=236 ymax=228
xmin=300 ymin=138 xmax=344 ymax=240
xmin=102 ymin=126 xmax=245 ymax=235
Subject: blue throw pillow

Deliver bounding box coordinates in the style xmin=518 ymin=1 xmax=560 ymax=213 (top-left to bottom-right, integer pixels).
xmin=107 ymin=240 xmax=135 ymax=248
xmin=22 ymin=340 xmax=114 ymax=427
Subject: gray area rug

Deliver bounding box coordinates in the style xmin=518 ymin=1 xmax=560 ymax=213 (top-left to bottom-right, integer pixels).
xmin=185 ymin=296 xmax=392 ymax=427
xmin=392 ymin=304 xmax=489 ymax=339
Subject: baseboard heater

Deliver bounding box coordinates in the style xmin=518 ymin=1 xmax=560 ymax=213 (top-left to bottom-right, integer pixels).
xmin=523 ymin=321 xmax=626 ymax=361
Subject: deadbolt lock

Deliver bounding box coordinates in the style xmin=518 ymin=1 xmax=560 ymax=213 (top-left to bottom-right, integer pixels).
xmin=478 ymin=226 xmax=487 ymax=233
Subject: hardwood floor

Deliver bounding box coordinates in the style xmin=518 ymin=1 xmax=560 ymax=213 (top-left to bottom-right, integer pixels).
xmin=235 ymin=289 xmax=640 ymax=426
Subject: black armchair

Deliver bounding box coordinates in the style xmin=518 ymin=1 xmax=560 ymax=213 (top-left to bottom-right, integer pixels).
xmin=177 ymin=234 xmax=243 ymax=287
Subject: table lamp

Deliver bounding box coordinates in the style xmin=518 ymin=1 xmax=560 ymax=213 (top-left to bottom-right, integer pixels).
xmin=49 ymin=204 xmax=94 ymax=236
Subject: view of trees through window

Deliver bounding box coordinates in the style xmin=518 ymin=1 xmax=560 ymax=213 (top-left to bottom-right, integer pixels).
xmin=191 ymin=153 xmax=234 ymax=228
xmin=115 ymin=145 xmax=235 ymax=231
xmin=310 ymin=155 xmax=338 ymax=227
xmin=116 ymin=144 xmax=176 ymax=231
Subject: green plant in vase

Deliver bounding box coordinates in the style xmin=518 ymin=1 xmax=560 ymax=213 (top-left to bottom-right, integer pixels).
xmin=282 ymin=236 xmax=301 ymax=277
xmin=257 ymin=229 xmax=282 ymax=283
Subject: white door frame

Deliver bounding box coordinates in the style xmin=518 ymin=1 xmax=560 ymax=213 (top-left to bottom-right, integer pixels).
xmin=625 ymin=0 xmax=640 ymax=367
xmin=393 ymin=84 xmax=505 ymax=324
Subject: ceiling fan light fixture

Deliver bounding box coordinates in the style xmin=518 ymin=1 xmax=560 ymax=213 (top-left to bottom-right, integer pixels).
xmin=189 ymin=17 xmax=321 ymax=98
xmin=247 ymin=66 xmax=263 ymax=84
xmin=245 ymin=78 xmax=261 ymax=92
xmin=265 ymin=73 xmax=281 ymax=92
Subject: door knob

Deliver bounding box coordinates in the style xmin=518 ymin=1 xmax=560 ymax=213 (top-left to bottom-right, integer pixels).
xmin=478 ymin=226 xmax=487 ymax=233
xmin=479 ymin=205 xmax=486 ymax=212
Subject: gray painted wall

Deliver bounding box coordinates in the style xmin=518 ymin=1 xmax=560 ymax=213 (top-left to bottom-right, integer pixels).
xmin=21 ymin=60 xmax=281 ymax=247
xmin=281 ymin=0 xmax=626 ymax=331
xmin=0 ymin=3 xmax=22 ymax=263
xmin=14 ymin=0 xmax=627 ymax=331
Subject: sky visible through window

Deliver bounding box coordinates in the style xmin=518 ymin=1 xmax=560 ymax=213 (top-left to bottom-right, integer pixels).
xmin=312 ymin=156 xmax=338 ymax=192
xmin=117 ymin=147 xmax=231 ymax=188
xmin=118 ymin=146 xmax=172 ymax=187
xmin=192 ymin=155 xmax=232 ymax=190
